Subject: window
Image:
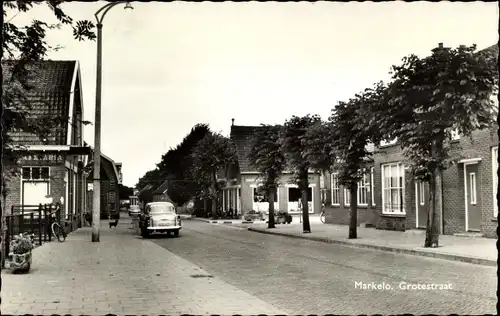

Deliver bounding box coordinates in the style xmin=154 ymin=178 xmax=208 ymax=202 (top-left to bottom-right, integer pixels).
xmin=357 ymin=172 xmax=369 ymax=206
xmin=253 ymin=186 xmax=278 ymax=203
xmin=331 ymin=173 xmax=340 ymax=205
xmin=370 ymin=167 xmax=375 ymax=206
xmin=22 ymin=167 xmax=50 ymax=181
xmin=344 ymin=188 xmax=350 ymax=206
xmin=381 ymin=162 xmax=405 ymax=214
xmin=469 ymin=173 xmax=477 ymax=205
xmin=419 ymin=182 xmax=425 ymax=205
xmin=450 ymin=129 xmax=460 ymax=141
xmin=380 ymin=138 xmax=397 ymax=147
xmin=493 ymin=147 xmax=498 ymax=217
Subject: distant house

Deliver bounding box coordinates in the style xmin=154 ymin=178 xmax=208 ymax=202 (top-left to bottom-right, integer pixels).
xmin=152 ymin=180 xmax=175 ymax=204
xmin=3 ymin=60 xmax=91 ymax=232
xmin=86 ymin=152 xmax=121 ymax=219
xmin=220 ymin=120 xmax=321 ymax=217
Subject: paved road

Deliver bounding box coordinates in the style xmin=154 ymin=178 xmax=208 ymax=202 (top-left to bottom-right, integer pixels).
xmin=1 ymin=220 xmax=284 ymax=315
xmin=149 ymin=220 xmax=496 ymax=315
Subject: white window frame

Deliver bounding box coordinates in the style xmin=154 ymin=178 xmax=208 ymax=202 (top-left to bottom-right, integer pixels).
xmin=370 ymin=167 xmax=375 ymax=206
xmin=331 ymin=173 xmax=340 ymax=206
xmin=21 ymin=166 xmax=51 ymax=182
xmin=492 ymin=146 xmax=498 ymax=218
xmin=20 ymin=166 xmax=51 ymax=205
xmin=419 ymin=182 xmax=425 ymax=205
xmin=469 ymin=172 xmax=477 ymax=205
xmin=380 ymin=138 xmax=397 ymax=147
xmin=381 ymin=162 xmax=406 ymax=214
xmin=344 ymin=188 xmax=350 ymax=206
xmin=357 ymin=172 xmax=369 ymax=206
xmin=450 ymin=128 xmax=460 ymax=141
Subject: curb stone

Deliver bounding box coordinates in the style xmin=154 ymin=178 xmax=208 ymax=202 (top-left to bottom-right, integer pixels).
xmin=247 ymin=227 xmax=496 ymax=267
xmin=191 ymin=218 xmax=254 ymax=224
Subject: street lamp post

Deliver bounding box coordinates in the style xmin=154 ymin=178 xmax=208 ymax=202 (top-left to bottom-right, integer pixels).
xmin=92 ymin=1 xmax=133 ymax=242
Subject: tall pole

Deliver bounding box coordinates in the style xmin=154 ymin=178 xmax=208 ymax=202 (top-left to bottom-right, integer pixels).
xmin=92 ymin=23 xmax=103 ymax=242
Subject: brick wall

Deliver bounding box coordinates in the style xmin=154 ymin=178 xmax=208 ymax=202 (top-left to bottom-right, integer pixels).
xmin=368 ymin=126 xmax=498 ymax=238
xmin=443 ymin=127 xmax=498 ymax=238
xmin=323 ymin=169 xmax=377 ymax=227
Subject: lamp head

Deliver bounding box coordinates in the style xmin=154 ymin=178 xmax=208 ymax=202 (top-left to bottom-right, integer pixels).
xmin=124 ymin=2 xmax=134 ymax=10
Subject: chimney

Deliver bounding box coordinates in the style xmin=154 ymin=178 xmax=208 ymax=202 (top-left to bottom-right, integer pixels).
xmin=432 ymin=42 xmax=446 ymax=54
xmin=231 ymin=118 xmax=235 ymax=126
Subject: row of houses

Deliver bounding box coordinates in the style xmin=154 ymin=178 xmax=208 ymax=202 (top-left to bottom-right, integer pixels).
xmin=3 ymin=60 xmax=123 ymax=232
xmin=217 ymin=44 xmax=498 ymax=239
xmin=220 ymin=120 xmax=497 ymax=239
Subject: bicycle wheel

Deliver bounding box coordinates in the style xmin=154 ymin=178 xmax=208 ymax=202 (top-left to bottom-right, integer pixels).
xmin=57 ymin=224 xmax=66 ymax=242
xmin=320 ymin=212 xmax=326 ymax=223
xmin=51 ymin=223 xmax=66 ymax=242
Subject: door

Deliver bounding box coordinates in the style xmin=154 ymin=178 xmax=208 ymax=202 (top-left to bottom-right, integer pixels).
xmin=416 ymin=181 xmax=429 ymax=228
xmin=465 ymin=164 xmax=481 ymax=231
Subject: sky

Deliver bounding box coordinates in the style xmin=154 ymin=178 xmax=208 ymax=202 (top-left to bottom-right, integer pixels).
xmin=9 ymin=1 xmax=498 ymax=187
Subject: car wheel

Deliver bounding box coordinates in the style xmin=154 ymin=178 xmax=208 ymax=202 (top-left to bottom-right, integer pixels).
xmin=173 ymin=230 xmax=179 ymax=237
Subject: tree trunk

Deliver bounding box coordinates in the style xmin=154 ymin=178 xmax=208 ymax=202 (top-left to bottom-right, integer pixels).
xmin=203 ymin=198 xmax=208 ymax=217
xmin=1 ymin=190 xmax=6 ymax=269
xmin=211 ymin=171 xmax=217 ymax=219
xmin=424 ymin=169 xmax=440 ymax=247
xmin=267 ymin=186 xmax=276 ymax=229
xmin=348 ymin=182 xmax=358 ymax=239
xmin=300 ymin=170 xmax=311 ymax=233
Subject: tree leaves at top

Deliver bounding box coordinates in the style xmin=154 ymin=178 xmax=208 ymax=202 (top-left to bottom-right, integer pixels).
xmin=3 ymin=1 xmax=96 ymax=61
xmin=302 ymin=119 xmax=336 ymax=174
xmin=248 ymin=124 xmax=286 ymax=191
xmin=191 ymin=132 xmax=236 ymax=181
xmin=280 ymin=114 xmax=322 ymax=181
xmin=329 ymin=82 xmax=388 ymax=188
xmin=374 ymin=44 xmax=498 ymax=181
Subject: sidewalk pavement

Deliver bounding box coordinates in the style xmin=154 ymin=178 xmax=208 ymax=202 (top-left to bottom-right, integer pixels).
xmin=228 ymin=216 xmax=496 ymax=266
xmin=1 ymin=216 xmax=285 ymax=315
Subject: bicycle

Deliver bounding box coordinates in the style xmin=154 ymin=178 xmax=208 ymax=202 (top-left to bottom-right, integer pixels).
xmin=50 ymin=210 xmax=67 ymax=242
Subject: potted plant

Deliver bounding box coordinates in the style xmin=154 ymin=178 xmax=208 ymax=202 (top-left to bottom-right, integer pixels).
xmin=5 ymin=232 xmax=34 ymax=273
xmin=276 ymin=211 xmax=292 ymax=224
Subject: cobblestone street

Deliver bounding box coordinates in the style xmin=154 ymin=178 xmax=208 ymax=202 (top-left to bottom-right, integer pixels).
xmin=152 ymin=220 xmax=497 ymax=315
xmin=2 ymin=216 xmax=496 ymax=315
xmin=1 ymin=218 xmax=284 ymax=315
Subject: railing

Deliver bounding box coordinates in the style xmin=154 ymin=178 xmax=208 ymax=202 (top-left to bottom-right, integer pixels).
xmin=4 ymin=204 xmax=62 ymax=268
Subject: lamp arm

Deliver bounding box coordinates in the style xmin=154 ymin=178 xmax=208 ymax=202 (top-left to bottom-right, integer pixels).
xmin=95 ymin=1 xmax=128 ymax=24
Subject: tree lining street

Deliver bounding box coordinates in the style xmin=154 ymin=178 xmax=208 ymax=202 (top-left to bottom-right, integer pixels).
xmin=151 ymin=220 xmax=496 ymax=315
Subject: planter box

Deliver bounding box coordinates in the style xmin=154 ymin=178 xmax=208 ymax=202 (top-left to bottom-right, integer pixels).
xmin=6 ymin=251 xmax=32 ymax=273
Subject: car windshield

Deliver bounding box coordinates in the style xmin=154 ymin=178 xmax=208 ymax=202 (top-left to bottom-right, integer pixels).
xmin=149 ymin=204 xmax=175 ymax=214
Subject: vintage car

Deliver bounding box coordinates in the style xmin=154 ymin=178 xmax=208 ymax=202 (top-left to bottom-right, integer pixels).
xmin=139 ymin=202 xmax=182 ymax=238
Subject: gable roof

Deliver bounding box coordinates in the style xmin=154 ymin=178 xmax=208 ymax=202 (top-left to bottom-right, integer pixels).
xmin=86 ymin=148 xmax=121 ymax=183
xmin=2 ymin=60 xmax=80 ymax=146
xmin=230 ymin=125 xmax=267 ymax=173
xmin=153 ymin=180 xmax=170 ymax=195
xmin=138 ymin=184 xmax=154 ymax=195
